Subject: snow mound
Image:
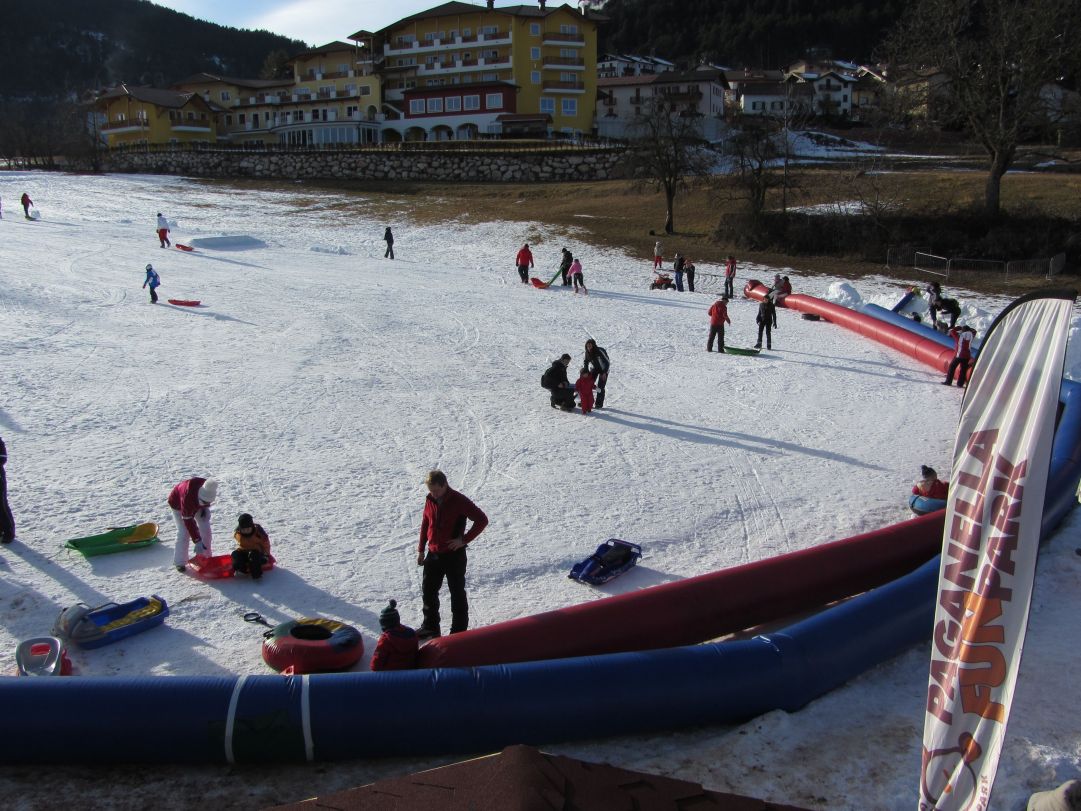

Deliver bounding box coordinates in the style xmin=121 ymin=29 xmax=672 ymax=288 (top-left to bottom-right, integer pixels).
xmin=310 ymin=245 xmax=352 ymax=255
xmin=825 ymin=281 xmax=863 ymax=309
xmin=188 ymin=235 xmax=266 ymax=251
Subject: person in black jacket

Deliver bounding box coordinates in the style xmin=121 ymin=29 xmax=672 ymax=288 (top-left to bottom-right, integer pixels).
xmin=0 ymin=436 xmax=14 ymax=544
xmin=755 ymin=298 xmax=775 ymax=350
xmin=558 ymin=247 xmax=573 ymax=286
xmin=383 ymin=226 xmax=394 ymax=259
xmin=542 ymin=354 xmax=576 ymax=410
xmin=584 ymin=339 xmax=610 ymax=408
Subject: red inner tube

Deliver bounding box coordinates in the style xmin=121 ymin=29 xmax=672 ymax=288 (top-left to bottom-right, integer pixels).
xmin=262 ymin=618 xmax=364 ymax=674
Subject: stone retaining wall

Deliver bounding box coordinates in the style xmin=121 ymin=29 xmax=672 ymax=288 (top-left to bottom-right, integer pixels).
xmin=100 ymin=147 xmax=626 ymax=183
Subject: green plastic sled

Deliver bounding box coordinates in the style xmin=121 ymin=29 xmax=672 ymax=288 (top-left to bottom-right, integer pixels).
xmin=724 ymin=346 xmax=762 ymax=356
xmin=64 ymin=523 xmax=160 ymax=557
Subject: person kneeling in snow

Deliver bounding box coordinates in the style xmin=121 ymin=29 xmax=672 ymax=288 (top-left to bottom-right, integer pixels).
xmin=169 ymin=477 xmax=218 ymax=572
xmin=231 ymin=512 xmax=270 ymax=579
xmin=542 ymin=354 xmax=576 ymax=411
xmin=371 ymin=599 xmax=418 ymax=671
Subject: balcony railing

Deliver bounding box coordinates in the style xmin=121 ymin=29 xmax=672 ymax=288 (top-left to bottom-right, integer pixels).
xmin=542 ymin=80 xmax=586 ymax=92
xmin=542 ymin=32 xmax=585 ymax=45
xmin=384 ymin=30 xmax=511 ymax=56
xmin=658 ymin=89 xmax=703 ymax=102
xmin=542 ymin=56 xmax=585 ymax=68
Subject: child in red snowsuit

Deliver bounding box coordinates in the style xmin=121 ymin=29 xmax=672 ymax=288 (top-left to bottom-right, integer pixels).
xmin=575 ymin=368 xmax=595 ymax=414
xmin=370 ymin=599 xmax=418 ymax=671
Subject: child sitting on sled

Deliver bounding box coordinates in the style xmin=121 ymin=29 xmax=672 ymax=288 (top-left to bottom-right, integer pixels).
xmin=370 ymin=599 xmax=419 ymax=671
xmin=231 ymin=513 xmax=271 ymax=580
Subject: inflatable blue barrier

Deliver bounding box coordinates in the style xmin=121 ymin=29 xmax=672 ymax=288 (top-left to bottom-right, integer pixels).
xmin=0 ymin=557 xmax=939 ymax=764
xmin=891 ymin=290 xmax=917 ymax=313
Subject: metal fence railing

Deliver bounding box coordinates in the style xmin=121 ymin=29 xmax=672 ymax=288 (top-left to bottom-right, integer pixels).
xmin=914 ymin=252 xmax=950 ymax=278
xmin=908 ymin=251 xmax=1066 ymax=282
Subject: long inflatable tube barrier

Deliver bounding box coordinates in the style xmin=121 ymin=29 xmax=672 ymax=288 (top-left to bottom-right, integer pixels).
xmin=0 ymin=556 xmax=939 ymax=764
xmin=1 ymin=283 xmax=1077 ymax=765
xmin=418 ymin=512 xmax=943 ymax=668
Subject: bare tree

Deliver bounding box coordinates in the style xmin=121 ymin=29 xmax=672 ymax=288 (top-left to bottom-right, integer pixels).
xmin=724 ymin=118 xmax=786 ymax=219
xmin=624 ymin=98 xmax=715 ymax=235
xmin=884 ymin=0 xmax=1081 ymax=217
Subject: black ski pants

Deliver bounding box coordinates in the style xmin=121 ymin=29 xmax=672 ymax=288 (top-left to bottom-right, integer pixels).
xmin=422 ymin=548 xmax=469 ymax=633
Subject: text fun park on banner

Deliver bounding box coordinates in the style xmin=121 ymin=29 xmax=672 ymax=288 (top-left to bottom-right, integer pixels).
xmin=919 ymin=290 xmax=1075 ymax=811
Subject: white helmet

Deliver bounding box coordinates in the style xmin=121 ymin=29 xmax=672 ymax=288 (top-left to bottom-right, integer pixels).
xmin=145 ymin=264 xmax=153 ymax=271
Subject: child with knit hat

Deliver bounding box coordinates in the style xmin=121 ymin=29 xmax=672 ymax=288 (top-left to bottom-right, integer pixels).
xmin=912 ymin=465 xmax=949 ymax=500
xmin=231 ymin=512 xmax=271 ymax=580
xmin=370 ymin=599 xmax=419 ymax=671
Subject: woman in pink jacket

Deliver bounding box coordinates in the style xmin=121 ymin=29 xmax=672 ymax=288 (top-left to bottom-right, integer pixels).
xmin=168 ymin=477 xmax=218 ymax=571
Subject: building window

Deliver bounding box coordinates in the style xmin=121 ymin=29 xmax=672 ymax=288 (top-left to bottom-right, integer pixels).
xmin=463 ymin=28 xmax=471 ymax=37
xmin=530 ymin=23 xmax=540 ymax=36
xmin=560 ymin=72 xmax=576 ymax=83
xmin=560 ymin=48 xmax=576 ymax=58
xmin=751 ymin=101 xmax=764 ymax=111
xmin=464 ymin=94 xmax=480 ymax=110
xmin=409 ymin=99 xmax=426 ymax=114
xmin=559 ymin=24 xmax=578 ymax=34
xmin=843 ymin=94 xmax=849 ymax=102
xmin=480 ymin=25 xmax=498 ymax=36
xmin=482 ymin=49 xmax=499 ymax=60
xmin=485 ymin=92 xmax=504 ymax=109
xmin=338 ymin=63 xmax=350 ymax=74
xmin=225 ymin=114 xmax=233 ymax=125
xmin=561 ymin=98 xmax=577 ymax=115
xmin=531 ymin=71 xmax=541 ymax=85
xmin=482 ymin=72 xmax=498 ymax=81
xmin=397 ymin=57 xmax=416 ymax=67
xmin=446 ymin=96 xmax=461 ymax=112
xmin=540 ymin=97 xmax=555 ymax=114
xmin=530 ymin=47 xmax=541 ymax=60
xmin=220 ymin=90 xmax=231 ymax=101
xmin=427 ymin=97 xmax=444 ymax=113
xmin=252 ymin=113 xmax=259 ymax=126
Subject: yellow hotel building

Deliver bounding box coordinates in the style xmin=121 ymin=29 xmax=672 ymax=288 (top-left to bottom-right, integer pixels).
xmin=95 ymin=85 xmax=219 ymax=147
xmin=374 ymin=1 xmax=602 ymax=140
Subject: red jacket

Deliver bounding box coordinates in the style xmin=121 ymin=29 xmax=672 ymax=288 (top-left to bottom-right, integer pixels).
xmin=370 ymin=626 xmax=419 ymax=671
xmin=575 ymin=373 xmax=595 ymax=410
xmin=725 ymin=258 xmax=736 ymax=278
xmin=419 ymin=487 xmax=488 ymax=554
xmin=515 ymin=247 xmax=534 ymax=268
xmin=708 ymin=300 xmax=731 ymax=326
xmin=949 ymin=328 xmax=974 ymax=359
xmin=913 ymin=479 xmax=949 ymax=499
xmin=168 ymin=477 xmax=207 ymax=541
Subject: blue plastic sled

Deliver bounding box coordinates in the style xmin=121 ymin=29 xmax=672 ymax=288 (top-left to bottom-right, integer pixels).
xmin=51 ymin=595 xmax=170 ymax=649
xmin=909 ymin=494 xmax=947 ymax=516
xmin=568 ymin=539 xmax=642 ymax=585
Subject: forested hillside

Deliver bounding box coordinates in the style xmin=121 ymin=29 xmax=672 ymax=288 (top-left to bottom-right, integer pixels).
xmin=599 ymin=0 xmax=904 ymax=67
xmin=0 ymin=0 xmax=307 ymax=100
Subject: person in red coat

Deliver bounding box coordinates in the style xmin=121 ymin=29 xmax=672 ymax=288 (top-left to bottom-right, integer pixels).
xmin=707 ymin=294 xmax=731 ymax=352
xmin=944 ymin=325 xmax=976 ymax=387
xmin=575 ymin=367 xmax=595 ymax=414
xmin=416 ymin=470 xmax=488 ymax=638
xmin=370 ymin=599 xmax=419 ymax=671
xmin=515 ymin=243 xmax=534 ymax=284
xmin=20 ymin=193 xmax=33 ymax=220
xmin=169 ymin=477 xmax=218 ymax=571
xmin=913 ymin=465 xmax=949 ymax=500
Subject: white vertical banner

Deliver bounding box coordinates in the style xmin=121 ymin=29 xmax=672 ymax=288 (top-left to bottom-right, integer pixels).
xmin=919 ymin=290 xmax=1075 ymax=811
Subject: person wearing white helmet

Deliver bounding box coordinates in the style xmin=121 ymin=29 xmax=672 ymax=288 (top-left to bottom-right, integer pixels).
xmin=168 ymin=477 xmax=219 ymax=572
xmin=142 ymin=263 xmax=160 ymax=304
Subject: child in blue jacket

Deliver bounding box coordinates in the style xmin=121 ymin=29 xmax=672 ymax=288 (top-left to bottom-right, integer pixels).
xmin=143 ymin=264 xmax=160 ymax=303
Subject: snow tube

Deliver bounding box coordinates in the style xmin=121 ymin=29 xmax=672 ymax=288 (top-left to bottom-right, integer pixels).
xmin=909 ymin=494 xmax=947 ymax=516
xmin=261 ymin=618 xmax=363 ymax=674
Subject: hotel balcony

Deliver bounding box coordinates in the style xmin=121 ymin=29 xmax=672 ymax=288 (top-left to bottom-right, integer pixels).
xmin=541 ymin=31 xmax=585 ymax=47
xmin=384 ymin=30 xmax=512 ymax=57
xmin=542 ymin=56 xmax=584 ymax=70
xmin=415 ymin=55 xmax=510 ymax=76
xmin=542 ymin=80 xmax=586 ymax=94
xmin=102 ymin=120 xmax=148 ymax=133
xmin=171 ymin=123 xmax=213 ymax=133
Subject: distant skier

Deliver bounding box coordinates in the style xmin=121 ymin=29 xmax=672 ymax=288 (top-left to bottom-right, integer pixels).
xmin=156 ymin=213 xmax=171 ymax=248
xmin=515 ymin=243 xmax=534 ymax=284
xmin=142 ymin=263 xmax=160 ymax=304
xmin=20 ymin=193 xmax=33 ymax=220
xmin=383 ymin=226 xmax=394 ymax=259
xmin=0 ymin=435 xmax=15 ymax=544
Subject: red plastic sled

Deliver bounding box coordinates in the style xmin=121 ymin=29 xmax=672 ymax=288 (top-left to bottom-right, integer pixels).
xmin=167 ymin=299 xmax=201 ymax=307
xmin=175 ymin=244 xmax=194 ymax=252
xmin=188 ymin=553 xmax=276 ymax=579
xmin=530 ymin=278 xmax=549 ymax=289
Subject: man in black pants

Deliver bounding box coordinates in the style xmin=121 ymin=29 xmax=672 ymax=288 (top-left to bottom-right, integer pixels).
xmin=755 ymin=298 xmax=775 ymax=350
xmin=584 ymin=339 xmax=610 ymax=408
xmin=0 ymin=436 xmax=14 ymax=544
xmin=416 ymin=470 xmax=488 ymax=639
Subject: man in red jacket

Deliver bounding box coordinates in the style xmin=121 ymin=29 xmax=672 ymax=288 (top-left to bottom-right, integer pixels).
xmin=707 ymin=294 xmax=731 ymax=352
xmin=515 ymin=243 xmax=534 ymax=284
xmin=169 ymin=476 xmax=218 ymax=571
xmin=416 ymin=470 xmax=488 ymax=638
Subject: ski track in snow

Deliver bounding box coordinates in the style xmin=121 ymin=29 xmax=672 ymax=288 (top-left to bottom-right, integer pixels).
xmin=0 ymin=170 xmax=1079 ymax=811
